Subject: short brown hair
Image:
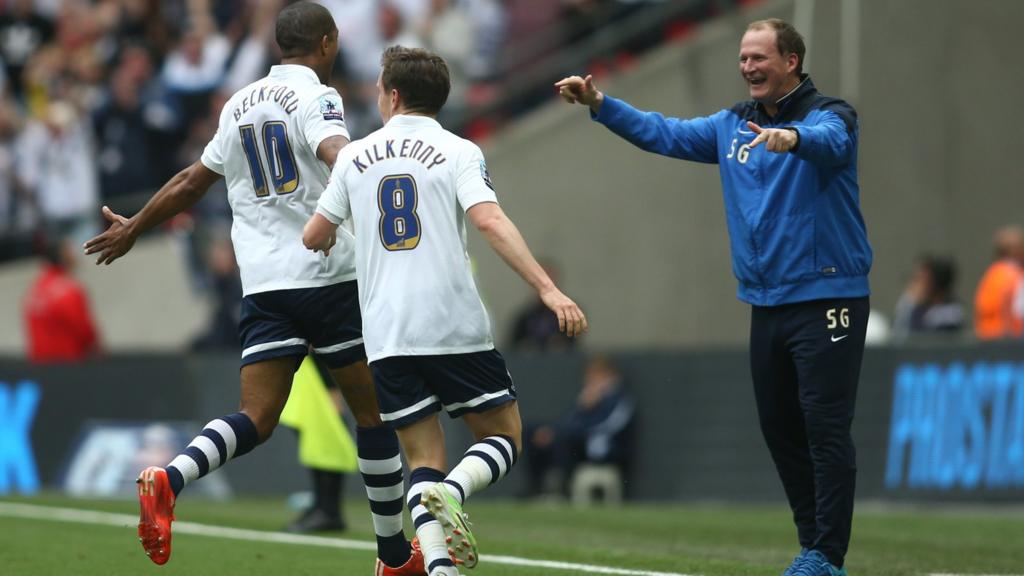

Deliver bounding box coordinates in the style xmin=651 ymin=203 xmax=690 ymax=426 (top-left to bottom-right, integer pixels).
xmin=380 ymin=46 xmax=450 ymax=115
xmin=747 ymin=18 xmax=806 ymax=76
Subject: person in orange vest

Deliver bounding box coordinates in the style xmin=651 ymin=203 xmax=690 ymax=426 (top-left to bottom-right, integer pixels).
xmin=974 ymin=226 xmax=1024 ymax=339
xmin=23 ymin=236 xmax=101 ymax=363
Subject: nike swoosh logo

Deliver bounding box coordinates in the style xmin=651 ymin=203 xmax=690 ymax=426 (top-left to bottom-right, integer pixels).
xmin=737 ymin=129 xmax=754 ymax=135
xmin=831 ymin=335 xmax=849 ymax=342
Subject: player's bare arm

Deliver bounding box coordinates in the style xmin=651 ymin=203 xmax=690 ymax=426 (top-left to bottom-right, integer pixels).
xmin=316 ymin=134 xmax=350 ymax=169
xmin=747 ymin=121 xmax=799 ymax=152
xmin=83 ymin=161 xmax=222 ymax=265
xmin=554 ymin=74 xmax=604 ymax=114
xmin=302 ymin=212 xmax=338 ymax=255
xmin=467 ymin=201 xmax=588 ymax=337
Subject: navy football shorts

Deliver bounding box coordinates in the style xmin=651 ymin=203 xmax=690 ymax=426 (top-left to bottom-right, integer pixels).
xmin=238 ymin=281 xmax=365 ymax=370
xmin=371 ymin=349 xmax=517 ymax=429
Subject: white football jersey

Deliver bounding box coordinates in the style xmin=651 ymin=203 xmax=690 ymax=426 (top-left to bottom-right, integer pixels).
xmin=317 ymin=115 xmax=498 ymax=362
xmin=201 ymin=64 xmax=355 ymax=296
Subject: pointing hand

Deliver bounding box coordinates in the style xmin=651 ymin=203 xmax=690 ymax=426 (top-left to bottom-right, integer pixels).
xmin=747 ymin=121 xmax=798 ymax=153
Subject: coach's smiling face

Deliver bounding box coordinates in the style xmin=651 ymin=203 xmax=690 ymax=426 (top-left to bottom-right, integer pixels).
xmin=739 ymin=28 xmax=799 ymax=107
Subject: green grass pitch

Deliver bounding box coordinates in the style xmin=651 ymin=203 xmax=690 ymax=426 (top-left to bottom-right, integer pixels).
xmin=1 ymin=494 xmax=1022 ymax=575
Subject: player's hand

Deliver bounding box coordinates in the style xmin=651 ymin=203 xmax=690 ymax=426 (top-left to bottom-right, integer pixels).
xmin=306 ymin=232 xmax=335 ymax=256
xmin=83 ymin=206 xmax=137 ymax=265
xmin=747 ymin=122 xmax=798 ymax=152
xmin=540 ymin=287 xmax=588 ymax=338
xmin=302 ymin=214 xmax=339 ymax=256
xmin=554 ymin=74 xmax=603 ymax=111
xmin=320 ymin=233 xmax=336 ymax=257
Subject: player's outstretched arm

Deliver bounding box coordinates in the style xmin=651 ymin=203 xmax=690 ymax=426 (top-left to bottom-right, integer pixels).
xmin=467 ymin=202 xmax=588 ymax=337
xmin=83 ymin=161 xmax=221 ymax=265
xmin=554 ymin=74 xmax=604 ymax=114
xmin=302 ymin=213 xmax=338 ymax=256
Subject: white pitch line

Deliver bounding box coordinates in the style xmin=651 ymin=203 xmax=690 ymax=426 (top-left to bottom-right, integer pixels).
xmin=0 ymin=502 xmax=695 ymax=576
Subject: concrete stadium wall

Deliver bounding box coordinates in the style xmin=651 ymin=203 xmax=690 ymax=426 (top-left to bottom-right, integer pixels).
xmin=472 ymin=0 xmax=1024 ymax=349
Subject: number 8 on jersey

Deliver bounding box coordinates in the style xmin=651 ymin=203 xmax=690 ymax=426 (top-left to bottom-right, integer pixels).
xmin=378 ymin=174 xmax=421 ymax=250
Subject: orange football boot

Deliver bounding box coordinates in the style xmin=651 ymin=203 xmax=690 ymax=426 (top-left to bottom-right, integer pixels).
xmin=375 ymin=537 xmax=427 ymax=576
xmin=136 ymin=466 xmax=175 ymax=565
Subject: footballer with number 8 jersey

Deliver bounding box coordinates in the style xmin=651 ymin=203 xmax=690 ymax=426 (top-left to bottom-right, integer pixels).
xmin=304 ymin=46 xmax=587 ymax=576
xmin=84 ymin=4 xmax=425 ymax=574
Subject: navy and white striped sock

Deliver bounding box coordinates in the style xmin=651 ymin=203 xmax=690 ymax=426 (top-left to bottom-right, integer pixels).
xmin=356 ymin=425 xmax=410 ymax=568
xmin=443 ymin=435 xmax=518 ymax=504
xmin=408 ymin=467 xmax=458 ymax=576
xmin=165 ymin=412 xmax=258 ymax=497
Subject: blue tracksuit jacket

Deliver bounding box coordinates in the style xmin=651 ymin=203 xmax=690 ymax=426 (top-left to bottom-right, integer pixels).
xmin=593 ymin=77 xmax=872 ymax=306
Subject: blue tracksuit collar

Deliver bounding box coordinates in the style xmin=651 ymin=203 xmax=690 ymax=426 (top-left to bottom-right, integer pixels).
xmin=754 ymin=74 xmax=814 ymax=123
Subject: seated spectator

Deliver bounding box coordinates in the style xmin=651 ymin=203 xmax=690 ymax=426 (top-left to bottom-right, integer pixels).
xmin=892 ymin=254 xmax=964 ymax=339
xmin=523 ymin=355 xmax=635 ymax=500
xmin=974 ymin=226 xmax=1024 ymax=339
xmin=23 ymin=236 xmax=101 ymax=363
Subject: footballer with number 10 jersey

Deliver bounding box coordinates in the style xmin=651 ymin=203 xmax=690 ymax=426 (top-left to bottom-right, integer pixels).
xmin=202 ymin=64 xmax=355 ymax=296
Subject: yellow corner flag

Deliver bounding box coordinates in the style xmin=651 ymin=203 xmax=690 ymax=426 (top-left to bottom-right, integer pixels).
xmin=279 ymin=356 xmax=358 ymax=473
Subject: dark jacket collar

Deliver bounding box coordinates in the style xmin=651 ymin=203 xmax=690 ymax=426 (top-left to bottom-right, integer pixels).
xmin=755 ymin=74 xmax=815 ymax=122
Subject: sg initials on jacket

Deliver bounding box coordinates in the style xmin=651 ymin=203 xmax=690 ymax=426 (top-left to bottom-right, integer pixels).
xmin=725 ymin=138 xmax=752 ymax=164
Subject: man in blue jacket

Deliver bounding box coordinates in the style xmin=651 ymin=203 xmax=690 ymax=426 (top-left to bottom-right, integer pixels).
xmin=557 ymin=18 xmax=870 ymax=576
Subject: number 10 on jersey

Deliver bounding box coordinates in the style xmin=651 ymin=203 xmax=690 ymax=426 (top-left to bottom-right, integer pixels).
xmin=239 ymin=122 xmax=299 ymax=197
xmin=378 ymin=174 xmax=421 ymax=251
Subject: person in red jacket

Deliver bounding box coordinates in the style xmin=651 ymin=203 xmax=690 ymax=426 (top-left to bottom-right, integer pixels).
xmin=23 ymin=236 xmax=100 ymax=362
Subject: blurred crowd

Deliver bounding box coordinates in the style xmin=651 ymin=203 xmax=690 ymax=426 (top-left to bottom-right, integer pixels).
xmin=0 ymin=0 xmax=698 ymax=355
xmin=11 ymin=0 xmax=1020 ymax=362
xmin=0 ymin=0 xmax=693 ymax=360
xmin=0 ymin=0 xmax=686 ymax=263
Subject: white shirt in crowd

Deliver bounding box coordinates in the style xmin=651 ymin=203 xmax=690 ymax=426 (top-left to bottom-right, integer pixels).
xmin=17 ymin=110 xmax=98 ymax=223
